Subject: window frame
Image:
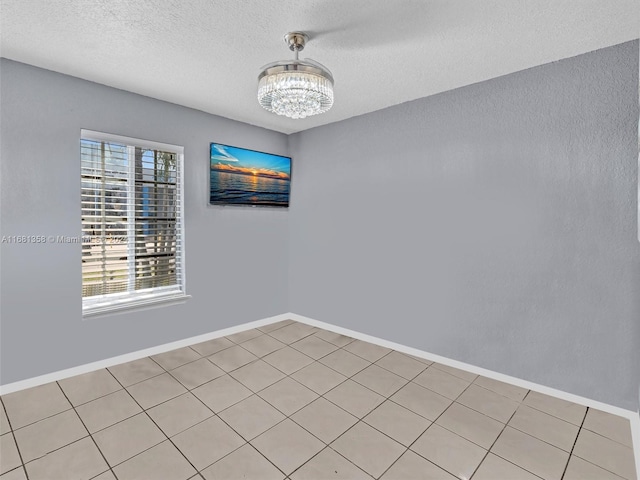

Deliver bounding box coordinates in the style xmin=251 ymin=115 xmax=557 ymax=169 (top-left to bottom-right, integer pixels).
xmin=80 ymin=129 xmax=188 ymax=318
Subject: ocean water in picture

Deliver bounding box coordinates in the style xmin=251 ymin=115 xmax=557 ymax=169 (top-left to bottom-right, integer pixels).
xmin=210 ymin=143 xmax=291 ymax=207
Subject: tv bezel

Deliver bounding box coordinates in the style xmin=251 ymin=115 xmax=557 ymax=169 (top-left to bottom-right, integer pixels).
xmin=209 ymin=142 xmax=292 ymax=208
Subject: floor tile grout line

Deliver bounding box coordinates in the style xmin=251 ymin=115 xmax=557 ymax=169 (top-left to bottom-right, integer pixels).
xmin=1 ymin=396 xmax=31 ymax=480
xmin=500 ymin=424 xmax=576 ymax=455
xmin=0 ymin=328 xmax=470 ymax=476
xmin=0 ymin=336 xmax=516 ymax=470
xmin=344 ymin=370 xmax=453 ymax=478
xmin=560 ymin=409 xmax=634 ymax=480
xmin=294 ymin=417 xmax=383 ymax=479
xmin=466 ymin=380 xmax=583 ymax=480
xmin=148 ymin=345 xmax=204 ymax=371
xmin=125 ymin=342 xmax=291 ymax=478
xmin=7 ymin=390 xmax=88 ymax=480
xmin=74 ymin=393 xmax=146 ymax=436
xmin=203 ymin=413 xmax=289 ymax=477
xmin=137 ymin=344 xmax=307 ymax=427
xmin=452 ymin=390 xmax=523 ymax=427
xmin=254 ymin=318 xmax=296 ymax=334
xmin=204 ymin=383 xmax=361 ymax=478
xmin=391 ymin=365 xmax=534 ymax=478
xmin=107 ymin=360 xmax=167 ymax=390
xmin=288 ymin=444 xmax=376 ymax=480
xmin=209 ymin=329 xmax=471 ymax=475
xmin=566 ymin=456 xmax=633 ymax=480
xmin=473 ymin=451 xmax=545 ymax=479
xmin=560 ymin=406 xmax=589 ymax=480
xmin=251 ymin=347 xmax=315 ymax=376
xmin=276 ymin=335 xmax=634 ymax=480
xmin=467 ymin=399 xmax=533 ymax=480
xmin=503 ymin=409 xmax=584 ymax=454
xmin=303 ymin=348 xmax=447 ymax=479
xmin=209 ymin=442 xmax=288 ymax=479
xmin=1 ymin=404 xmax=76 ymax=432
xmin=292 ymin=336 xmax=409 ymax=392
xmin=513 ymin=402 xmax=582 ymax=426
xmin=101 ymin=367 xmax=202 ymax=477
xmin=216 ymin=351 xmax=382 ymax=477
xmin=247 ymin=379 xmax=318 ymax=418
xmin=520 ymin=392 xmax=588 ymax=427
xmin=6 ymin=331 xmax=311 ymax=433
xmin=88 ymin=469 xmax=113 ymax=480
xmin=190 ymin=360 xmax=296 ymax=474
xmin=147 ymin=350 xmax=196 ymax=374
xmin=318 ymin=344 xmax=444 ymax=395
xmin=17 ymin=435 xmax=123 ymax=479
xmin=578 ymin=425 xmax=636 ymax=450
xmin=430 ymin=362 xmax=480 ymax=382
xmin=58 ymin=356 xmax=216 ymax=413
xmin=225 ymin=331 xmax=263 ymax=345
xmin=321 ymin=347 xmax=435 ymax=453
xmin=149 ymin=393 xmax=218 ymax=438
xmin=0 ymin=466 xmax=21 ymax=478
xmin=263 ymin=324 xmax=319 ymax=345
xmin=198 ymin=433 xmax=279 ymax=477
xmin=213 ymin=326 xmax=356 ymax=381
xmin=379 ymin=374 xmax=483 ymax=480
xmin=333 ymin=349 xmax=511 ymax=427
xmin=372 ymin=351 xmax=432 ymax=381
xmin=365 ymin=436 xmax=419 ymax=478
xmin=55 ymin=380 xmax=119 ymax=480
xmin=182 ymin=329 xmax=295 ymax=379
xmin=312 ymin=331 xmax=358 ymax=349
xmin=440 ymin=381 xmax=582 ymax=458
xmin=375 ymin=449 xmax=442 ymax=480
xmin=188 ymin=333 xmax=239 ymax=354
xmin=5 ymin=323 xmax=636 ymax=479
xmin=471 ymin=375 xmax=530 ymax=400
xmin=201 ymin=333 xmax=397 ymax=478
xmin=469 ymin=378 xmax=528 ymax=403
xmin=413 ymin=408 xmax=501 ymax=453
xmin=237 ymin=337 xmax=288 ymax=358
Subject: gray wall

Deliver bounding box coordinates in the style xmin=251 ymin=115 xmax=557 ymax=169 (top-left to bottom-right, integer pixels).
xmin=2 ymin=42 xmax=639 ymax=410
xmin=0 ymin=59 xmax=289 ymax=385
xmin=288 ymin=41 xmax=640 ymax=410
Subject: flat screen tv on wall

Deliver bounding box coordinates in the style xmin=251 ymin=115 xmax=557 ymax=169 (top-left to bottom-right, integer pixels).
xmin=210 ymin=143 xmax=291 ymax=207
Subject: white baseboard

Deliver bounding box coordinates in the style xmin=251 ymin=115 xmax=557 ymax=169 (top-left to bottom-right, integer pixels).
xmin=287 ymin=313 xmax=634 ymax=418
xmin=1 ymin=311 xmax=638 ymax=476
xmin=288 ymin=312 xmax=640 ymax=477
xmin=0 ymin=312 xmax=293 ymax=396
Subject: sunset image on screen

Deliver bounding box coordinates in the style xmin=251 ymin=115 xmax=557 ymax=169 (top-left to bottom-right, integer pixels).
xmin=210 ymin=143 xmax=291 ymax=207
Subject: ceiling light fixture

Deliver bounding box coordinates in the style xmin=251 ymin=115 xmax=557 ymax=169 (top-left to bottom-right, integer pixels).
xmin=257 ymin=32 xmax=334 ymax=119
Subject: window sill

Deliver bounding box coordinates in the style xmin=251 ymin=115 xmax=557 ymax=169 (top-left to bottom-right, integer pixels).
xmin=83 ymin=292 xmax=191 ymax=319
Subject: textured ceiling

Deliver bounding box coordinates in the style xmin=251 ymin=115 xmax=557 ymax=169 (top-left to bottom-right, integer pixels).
xmin=1 ymin=0 xmax=638 ymax=134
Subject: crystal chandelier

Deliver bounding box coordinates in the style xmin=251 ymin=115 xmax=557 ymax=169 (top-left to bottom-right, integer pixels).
xmin=258 ymin=32 xmax=334 ymax=119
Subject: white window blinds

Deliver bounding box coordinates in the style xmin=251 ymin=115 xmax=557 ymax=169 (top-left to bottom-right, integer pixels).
xmin=80 ymin=130 xmax=185 ymax=315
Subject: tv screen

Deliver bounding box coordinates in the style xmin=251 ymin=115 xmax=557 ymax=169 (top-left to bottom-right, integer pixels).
xmin=210 ymin=143 xmax=291 ymax=207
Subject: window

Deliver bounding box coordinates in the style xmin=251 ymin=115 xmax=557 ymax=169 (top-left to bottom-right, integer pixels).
xmin=80 ymin=130 xmax=186 ymax=316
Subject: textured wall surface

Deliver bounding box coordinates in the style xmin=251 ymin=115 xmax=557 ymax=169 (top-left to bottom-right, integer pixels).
xmin=0 ymin=59 xmax=289 ymax=385
xmin=288 ymin=41 xmax=640 ymax=409
xmin=1 ymin=41 xmax=639 ymax=410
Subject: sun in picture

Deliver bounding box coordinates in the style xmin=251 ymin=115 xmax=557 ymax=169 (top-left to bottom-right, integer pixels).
xmin=210 ymin=143 xmax=291 ymax=207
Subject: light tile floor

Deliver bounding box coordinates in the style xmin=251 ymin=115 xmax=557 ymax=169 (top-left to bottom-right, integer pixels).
xmin=0 ymin=320 xmax=637 ymax=480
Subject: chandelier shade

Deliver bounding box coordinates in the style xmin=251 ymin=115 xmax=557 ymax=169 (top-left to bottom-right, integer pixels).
xmin=257 ymin=32 xmax=334 ymax=119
